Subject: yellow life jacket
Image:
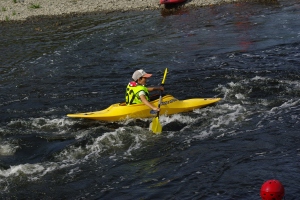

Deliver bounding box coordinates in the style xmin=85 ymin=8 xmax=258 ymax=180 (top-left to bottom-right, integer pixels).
xmin=125 ymin=82 xmax=150 ymax=105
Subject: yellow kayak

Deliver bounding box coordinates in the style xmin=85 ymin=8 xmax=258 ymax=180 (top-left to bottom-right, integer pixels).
xmin=67 ymin=95 xmax=221 ymax=122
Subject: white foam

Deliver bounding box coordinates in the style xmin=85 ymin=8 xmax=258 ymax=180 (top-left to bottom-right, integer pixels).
xmin=251 ymin=75 xmax=266 ymax=81
xmin=0 ymin=143 xmax=18 ymax=156
xmin=31 ymin=117 xmax=74 ymax=128
xmin=124 ymin=129 xmax=147 ymax=157
xmin=235 ymin=93 xmax=246 ymax=100
xmin=0 ymin=163 xmax=45 ymax=178
xmin=55 ymin=126 xmax=149 ymax=162
xmin=160 ymin=114 xmax=195 ymax=125
xmin=191 ymin=103 xmax=247 ymax=140
xmin=8 ymin=117 xmax=76 ymax=135
xmin=256 ymin=98 xmax=300 ymax=127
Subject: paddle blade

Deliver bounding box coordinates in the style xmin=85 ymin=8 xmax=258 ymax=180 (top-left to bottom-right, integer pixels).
xmin=150 ymin=117 xmax=162 ymax=134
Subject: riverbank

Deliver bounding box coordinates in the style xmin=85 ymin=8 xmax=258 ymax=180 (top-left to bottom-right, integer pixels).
xmin=0 ymin=0 xmax=242 ymax=22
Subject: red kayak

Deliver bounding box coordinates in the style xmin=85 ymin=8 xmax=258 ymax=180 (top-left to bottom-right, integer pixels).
xmin=160 ymin=0 xmax=187 ymax=4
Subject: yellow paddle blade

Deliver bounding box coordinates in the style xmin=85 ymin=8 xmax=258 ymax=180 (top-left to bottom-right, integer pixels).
xmin=150 ymin=117 xmax=162 ymax=134
xmin=161 ymin=68 xmax=168 ymax=85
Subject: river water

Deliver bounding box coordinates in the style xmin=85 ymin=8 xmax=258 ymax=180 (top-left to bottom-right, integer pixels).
xmin=1 ymin=0 xmax=300 ymax=199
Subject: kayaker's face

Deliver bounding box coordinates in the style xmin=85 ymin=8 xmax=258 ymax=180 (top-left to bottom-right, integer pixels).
xmin=138 ymin=77 xmax=148 ymax=85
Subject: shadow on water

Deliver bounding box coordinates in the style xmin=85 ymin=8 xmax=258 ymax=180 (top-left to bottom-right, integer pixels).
xmin=159 ymin=0 xmax=280 ymax=18
xmin=250 ymin=0 xmax=280 ymax=5
xmin=160 ymin=7 xmax=190 ymax=17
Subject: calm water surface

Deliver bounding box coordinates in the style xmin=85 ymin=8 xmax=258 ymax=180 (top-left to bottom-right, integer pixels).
xmin=1 ymin=0 xmax=300 ymax=199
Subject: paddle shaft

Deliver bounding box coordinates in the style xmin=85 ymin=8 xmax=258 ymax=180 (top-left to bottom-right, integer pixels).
xmin=156 ymin=68 xmax=168 ymax=117
xmin=156 ymin=85 xmax=163 ymax=117
xmin=150 ymin=68 xmax=168 ymax=134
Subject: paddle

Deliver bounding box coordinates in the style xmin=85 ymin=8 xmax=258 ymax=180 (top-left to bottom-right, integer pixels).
xmin=150 ymin=68 xmax=168 ymax=134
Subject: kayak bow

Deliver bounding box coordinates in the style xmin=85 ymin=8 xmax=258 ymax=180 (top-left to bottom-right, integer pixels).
xmin=67 ymin=95 xmax=221 ymax=122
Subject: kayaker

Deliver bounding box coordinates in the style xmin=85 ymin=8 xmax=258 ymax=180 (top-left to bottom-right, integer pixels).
xmin=260 ymin=179 xmax=285 ymax=200
xmin=126 ymin=69 xmax=164 ymax=111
